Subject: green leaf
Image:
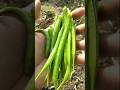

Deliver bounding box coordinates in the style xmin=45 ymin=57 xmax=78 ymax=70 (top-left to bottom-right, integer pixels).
xmin=86 ymin=0 xmax=99 ymax=90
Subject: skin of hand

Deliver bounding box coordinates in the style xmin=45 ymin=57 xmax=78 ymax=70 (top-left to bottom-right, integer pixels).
xmin=35 ymin=0 xmax=41 ymax=20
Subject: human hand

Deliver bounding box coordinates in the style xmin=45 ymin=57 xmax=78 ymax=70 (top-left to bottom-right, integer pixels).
xmin=35 ymin=32 xmax=47 ymax=90
xmin=71 ymin=7 xmax=85 ymax=64
xmin=35 ymin=6 xmax=85 ymax=89
xmin=71 ymin=0 xmax=120 ymax=59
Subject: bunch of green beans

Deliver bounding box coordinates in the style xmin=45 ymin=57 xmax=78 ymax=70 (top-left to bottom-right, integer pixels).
xmin=35 ymin=6 xmax=76 ymax=90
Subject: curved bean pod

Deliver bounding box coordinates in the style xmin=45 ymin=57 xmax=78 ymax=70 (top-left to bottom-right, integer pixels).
xmin=52 ymin=13 xmax=72 ymax=89
xmin=57 ymin=31 xmax=72 ymax=90
xmin=71 ymin=19 xmax=76 ymax=70
xmin=50 ymin=15 xmax=63 ymax=50
xmin=35 ymin=19 xmax=65 ymax=80
xmin=46 ymin=26 xmax=54 ymax=58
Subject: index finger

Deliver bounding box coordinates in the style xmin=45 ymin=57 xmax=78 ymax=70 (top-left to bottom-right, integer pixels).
xmin=72 ymin=7 xmax=85 ymax=19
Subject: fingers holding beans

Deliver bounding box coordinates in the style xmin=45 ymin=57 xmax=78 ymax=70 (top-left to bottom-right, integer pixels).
xmin=71 ymin=7 xmax=85 ymax=65
xmin=76 ymin=52 xmax=85 ymax=65
xmin=76 ymin=39 xmax=85 ymax=50
xmin=72 ymin=7 xmax=85 ymax=19
xmin=76 ymin=23 xmax=85 ymax=34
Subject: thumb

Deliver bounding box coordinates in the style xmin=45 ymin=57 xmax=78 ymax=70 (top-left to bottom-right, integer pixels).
xmin=35 ymin=60 xmax=47 ymax=90
xmin=35 ymin=32 xmax=46 ymax=67
xmin=35 ymin=0 xmax=41 ymax=20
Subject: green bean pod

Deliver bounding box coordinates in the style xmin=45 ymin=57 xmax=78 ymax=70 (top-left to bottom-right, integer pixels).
xmin=47 ymin=25 xmax=54 ymax=82
xmin=57 ymin=31 xmax=72 ymax=90
xmin=50 ymin=15 xmax=63 ymax=50
xmin=52 ymin=25 xmax=65 ymax=88
xmin=71 ymin=19 xmax=76 ymax=70
xmin=45 ymin=28 xmax=51 ymax=58
xmin=50 ymin=6 xmax=68 ymax=51
xmin=58 ymin=52 xmax=64 ymax=84
xmin=63 ymin=40 xmax=67 ymax=70
xmin=46 ymin=26 xmax=54 ymax=58
xmin=52 ymin=13 xmax=72 ymax=89
xmin=35 ymin=19 xmax=65 ymax=81
xmin=48 ymin=7 xmax=68 ymax=81
xmin=48 ymin=6 xmax=68 ymax=84
xmin=61 ymin=53 xmax=66 ymax=78
xmin=60 ymin=6 xmax=68 ymax=72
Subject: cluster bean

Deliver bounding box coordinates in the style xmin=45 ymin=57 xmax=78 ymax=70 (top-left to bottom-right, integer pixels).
xmin=35 ymin=6 xmax=76 ymax=90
